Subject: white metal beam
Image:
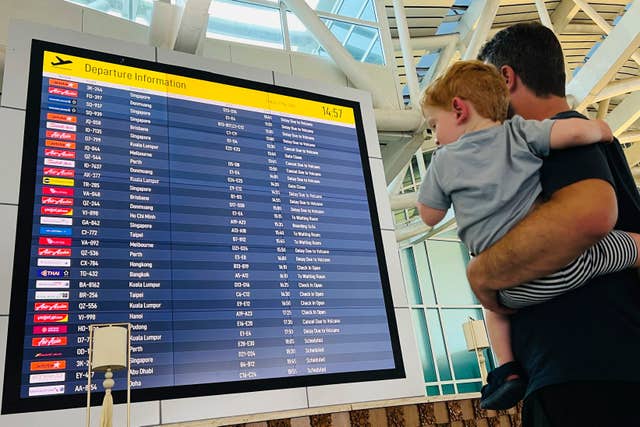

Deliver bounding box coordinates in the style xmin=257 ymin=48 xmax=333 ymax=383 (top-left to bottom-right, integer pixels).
xmin=390 ymin=192 xmax=419 ymax=210
xmin=605 ymin=91 xmax=640 ymax=137
xmin=565 ymin=0 xmax=640 ymax=111
xmin=572 ymin=0 xmax=640 ymax=68
xmin=149 ymin=0 xmax=181 ymax=49
xmin=550 ymin=0 xmax=581 ymax=33
xmin=392 ymin=0 xmax=420 ymax=108
xmin=535 ymin=0 xmax=553 ymax=30
xmin=460 ymin=0 xmax=500 ymax=60
xmin=375 ymin=108 xmax=423 ymax=132
xmin=625 ymin=144 xmax=640 ymax=168
xmin=173 ymin=0 xmax=212 ymax=54
xmin=619 ymin=130 xmax=640 ymax=144
xmin=596 ymin=98 xmax=610 ymax=119
xmin=391 ymin=33 xmax=459 ymax=52
xmin=383 ymin=129 xmax=427 ymax=183
xmin=282 ymin=0 xmax=394 ymax=108
xmin=594 ymin=77 xmax=640 ymax=102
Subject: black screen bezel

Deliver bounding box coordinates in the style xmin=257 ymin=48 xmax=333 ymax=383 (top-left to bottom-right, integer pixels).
xmin=2 ymin=39 xmax=405 ymax=414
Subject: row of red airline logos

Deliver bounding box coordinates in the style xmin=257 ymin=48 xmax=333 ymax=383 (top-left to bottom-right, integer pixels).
xmin=27 ymin=78 xmax=84 ymax=397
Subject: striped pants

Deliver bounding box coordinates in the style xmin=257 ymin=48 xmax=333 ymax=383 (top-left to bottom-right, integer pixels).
xmin=499 ymin=230 xmax=638 ymax=309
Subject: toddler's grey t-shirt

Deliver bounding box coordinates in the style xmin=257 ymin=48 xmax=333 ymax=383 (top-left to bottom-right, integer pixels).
xmin=417 ymin=115 xmax=554 ymax=255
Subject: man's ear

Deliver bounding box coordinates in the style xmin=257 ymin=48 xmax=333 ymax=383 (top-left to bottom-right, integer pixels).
xmin=500 ymin=65 xmax=517 ymax=91
xmin=451 ymin=96 xmax=469 ymax=124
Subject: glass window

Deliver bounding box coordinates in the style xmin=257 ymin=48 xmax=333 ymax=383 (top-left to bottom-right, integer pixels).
xmin=363 ymin=37 xmax=384 ymax=65
xmin=311 ymin=0 xmax=376 ymax=21
xmin=287 ymin=12 xmax=322 ymax=54
xmin=134 ymin=0 xmax=154 ymax=25
xmin=411 ymin=309 xmax=438 ymax=382
xmin=208 ymin=0 xmax=284 ymax=49
xmin=426 ymin=240 xmax=476 ymax=305
xmin=426 ymin=309 xmax=452 ymax=381
xmin=441 ymin=308 xmax=484 ymax=380
xmin=401 ymin=248 xmax=422 ymax=305
xmin=413 ymin=242 xmax=436 ymax=305
xmin=67 ymin=0 xmax=127 ymax=18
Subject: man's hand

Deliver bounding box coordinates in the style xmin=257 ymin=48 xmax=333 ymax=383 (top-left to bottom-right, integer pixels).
xmin=465 ymin=179 xmax=616 ymax=290
xmin=468 ymin=257 xmax=515 ymax=315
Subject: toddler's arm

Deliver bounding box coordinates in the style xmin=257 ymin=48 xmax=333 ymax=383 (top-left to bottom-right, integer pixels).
xmin=550 ymin=118 xmax=613 ymax=149
xmin=417 ymin=202 xmax=447 ymax=227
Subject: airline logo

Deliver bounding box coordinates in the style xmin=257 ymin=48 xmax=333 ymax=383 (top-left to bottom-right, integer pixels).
xmin=38 ymin=237 xmax=72 ymax=246
xmin=30 ymin=360 xmax=66 ymax=371
xmin=48 ymin=96 xmax=76 ymax=105
xmin=42 ymin=177 xmax=74 ymax=187
xmin=46 ymin=113 xmax=77 ymax=123
xmin=41 ymin=206 xmax=74 ymax=216
xmin=35 ymin=302 xmax=69 ymax=311
xmin=37 ymin=268 xmax=70 ymax=278
xmin=37 ymin=258 xmax=71 ymax=267
xmin=33 ymin=325 xmax=68 ymax=335
xmin=41 ymin=196 xmax=73 ymax=206
xmin=38 ymin=247 xmax=72 ymax=257
xmin=45 ymin=139 xmax=76 ymax=150
xmin=39 ymin=226 xmax=72 ymax=236
xmin=48 ymin=87 xmax=77 ymax=97
xmin=28 ymin=385 xmax=65 ymax=396
xmin=35 ymin=280 xmax=70 ymax=289
xmin=32 ymin=336 xmax=68 ymax=347
xmin=46 ymin=121 xmax=77 ymax=132
xmin=45 ymin=130 xmax=76 ymax=141
xmin=43 ymin=167 xmax=74 ymax=177
xmin=44 ymin=158 xmax=75 ymax=168
xmin=34 ymin=352 xmax=64 ymax=358
xmin=47 ymin=104 xmax=73 ymax=113
xmin=29 ymin=372 xmax=66 ymax=384
xmin=34 ymin=314 xmax=68 ymax=323
xmin=43 ymin=186 xmax=74 ymax=196
xmin=44 ymin=149 xmax=75 ymax=159
xmin=40 ymin=216 xmax=73 ymax=226
xmin=35 ymin=291 xmax=70 ymax=300
xmin=49 ymin=78 xmax=78 ymax=89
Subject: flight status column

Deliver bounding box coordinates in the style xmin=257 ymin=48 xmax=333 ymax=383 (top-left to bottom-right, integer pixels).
xmin=275 ymin=111 xmax=397 ymax=376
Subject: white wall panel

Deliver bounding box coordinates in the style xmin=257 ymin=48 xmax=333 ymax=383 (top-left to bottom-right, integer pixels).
xmin=157 ymin=48 xmax=274 ymax=85
xmin=382 ymin=230 xmax=407 ymax=307
xmin=2 ymin=20 xmax=156 ymax=110
xmin=370 ymin=158 xmax=394 ymax=231
xmin=0 ymin=0 xmax=83 ymax=46
xmin=273 ymin=72 xmax=382 ymax=159
xmin=290 ymin=54 xmax=348 ymax=88
xmin=306 ymin=308 xmax=423 ymax=406
xmin=160 ymin=388 xmax=308 ymax=423
xmin=0 ymin=107 xmax=24 ymax=205
xmin=200 ymin=39 xmax=233 ymax=62
xmin=82 ymin=9 xmax=149 ymax=45
xmin=230 ymin=43 xmax=292 ymax=76
xmin=0 ymin=205 xmax=17 ymax=316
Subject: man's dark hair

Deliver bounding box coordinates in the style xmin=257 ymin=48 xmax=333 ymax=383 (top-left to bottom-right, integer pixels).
xmin=478 ymin=23 xmax=566 ymax=97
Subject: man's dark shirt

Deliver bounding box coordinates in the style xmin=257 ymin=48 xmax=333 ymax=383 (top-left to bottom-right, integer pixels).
xmin=510 ymin=111 xmax=640 ymax=396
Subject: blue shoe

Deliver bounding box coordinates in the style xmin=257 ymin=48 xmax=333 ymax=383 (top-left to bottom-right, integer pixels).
xmin=480 ymin=361 xmax=527 ymax=410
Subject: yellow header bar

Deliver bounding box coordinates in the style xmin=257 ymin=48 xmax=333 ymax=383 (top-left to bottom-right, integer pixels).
xmin=42 ymin=51 xmax=355 ymax=125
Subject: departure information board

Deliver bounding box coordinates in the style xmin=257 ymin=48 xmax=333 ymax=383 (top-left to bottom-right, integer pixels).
xmin=2 ymin=40 xmax=403 ymax=413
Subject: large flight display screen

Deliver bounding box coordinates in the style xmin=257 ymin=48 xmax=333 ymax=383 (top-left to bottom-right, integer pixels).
xmin=2 ymin=40 xmax=403 ymax=413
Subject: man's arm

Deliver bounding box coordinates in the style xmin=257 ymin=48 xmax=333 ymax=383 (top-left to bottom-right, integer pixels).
xmin=550 ymin=118 xmax=612 ymax=149
xmin=467 ymin=178 xmax=617 ymax=312
xmin=417 ymin=202 xmax=447 ymax=227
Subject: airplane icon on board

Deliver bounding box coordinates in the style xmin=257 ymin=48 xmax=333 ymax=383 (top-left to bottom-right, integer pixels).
xmin=51 ymin=56 xmax=72 ymax=66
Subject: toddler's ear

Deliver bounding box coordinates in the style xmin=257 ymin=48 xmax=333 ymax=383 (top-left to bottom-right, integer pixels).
xmin=451 ymin=97 xmax=469 ymax=123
